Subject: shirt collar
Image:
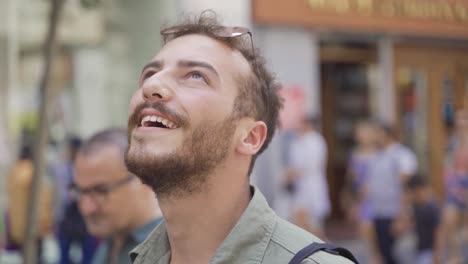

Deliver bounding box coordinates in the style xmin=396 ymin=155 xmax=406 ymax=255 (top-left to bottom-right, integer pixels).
xmin=131 ymin=217 xmax=164 ymax=243
xmin=130 ymin=186 xmax=277 ymax=263
xmin=211 ymin=186 xmax=276 ymax=263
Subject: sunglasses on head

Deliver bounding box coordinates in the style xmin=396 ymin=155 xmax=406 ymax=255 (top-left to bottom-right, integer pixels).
xmin=160 ymin=25 xmax=258 ymax=74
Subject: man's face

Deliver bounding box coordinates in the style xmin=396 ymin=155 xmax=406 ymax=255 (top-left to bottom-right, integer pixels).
xmin=355 ymin=124 xmax=376 ymax=147
xmin=125 ymin=34 xmax=252 ymax=197
xmin=74 ymin=146 xmax=136 ymax=238
xmin=374 ymin=127 xmax=389 ymax=148
xmin=455 ymin=110 xmax=468 ymax=132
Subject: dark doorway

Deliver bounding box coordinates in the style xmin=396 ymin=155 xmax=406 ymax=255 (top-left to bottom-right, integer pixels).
xmin=321 ymin=63 xmax=373 ymax=222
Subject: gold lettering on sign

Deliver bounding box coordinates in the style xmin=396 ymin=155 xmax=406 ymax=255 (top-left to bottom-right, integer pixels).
xmin=404 ymin=2 xmax=420 ymax=19
xmin=426 ymin=3 xmax=434 ymax=18
xmin=380 ymin=1 xmax=397 ymax=17
xmin=305 ymin=0 xmax=468 ymax=23
xmin=455 ymin=4 xmax=468 ymax=22
xmin=334 ymin=0 xmax=351 ymax=13
xmin=307 ymin=0 xmax=326 ymax=9
xmin=427 ymin=3 xmax=438 ymax=19
xmin=441 ymin=3 xmax=454 ymax=21
xmin=426 ymin=3 xmax=445 ymax=20
xmin=356 ymin=0 xmax=373 ymax=14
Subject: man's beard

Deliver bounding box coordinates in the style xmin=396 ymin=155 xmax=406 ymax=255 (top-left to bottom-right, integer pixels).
xmin=125 ymin=103 xmax=237 ymax=199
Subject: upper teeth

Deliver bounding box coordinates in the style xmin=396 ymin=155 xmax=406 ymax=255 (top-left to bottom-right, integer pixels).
xmin=141 ymin=115 xmax=177 ymax=129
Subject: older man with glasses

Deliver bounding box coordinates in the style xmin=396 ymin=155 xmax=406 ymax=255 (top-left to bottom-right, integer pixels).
xmin=71 ymin=128 xmax=162 ymax=264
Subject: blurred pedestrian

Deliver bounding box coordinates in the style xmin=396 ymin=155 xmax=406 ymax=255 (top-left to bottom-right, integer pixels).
xmin=0 ymin=209 xmax=4 ymax=249
xmin=344 ymin=120 xmax=380 ymax=263
xmin=5 ymin=143 xmax=54 ymax=262
xmin=367 ymin=122 xmax=418 ymax=264
xmin=71 ymin=128 xmax=162 ymax=264
xmin=400 ymin=174 xmax=442 ymax=264
xmin=440 ymin=109 xmax=468 ymax=264
xmin=51 ymin=136 xmax=98 ymax=264
xmin=125 ymin=11 xmax=355 ymax=264
xmin=50 ymin=137 xmax=82 ymax=228
xmin=285 ymin=116 xmax=330 ymax=239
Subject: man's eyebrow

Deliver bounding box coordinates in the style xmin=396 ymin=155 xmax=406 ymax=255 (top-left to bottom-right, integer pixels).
xmin=178 ymin=60 xmax=219 ymax=78
xmin=141 ymin=60 xmax=163 ymax=74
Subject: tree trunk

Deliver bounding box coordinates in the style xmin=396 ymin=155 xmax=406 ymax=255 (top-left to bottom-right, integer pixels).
xmin=23 ymin=0 xmax=64 ymax=263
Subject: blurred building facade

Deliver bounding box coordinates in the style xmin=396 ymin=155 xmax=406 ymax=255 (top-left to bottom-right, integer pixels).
xmin=1 ymin=0 xmax=467 ymax=219
xmin=252 ymin=0 xmax=468 ymax=217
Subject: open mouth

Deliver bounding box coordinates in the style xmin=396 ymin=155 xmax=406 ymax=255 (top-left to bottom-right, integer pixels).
xmin=139 ymin=115 xmax=178 ymax=129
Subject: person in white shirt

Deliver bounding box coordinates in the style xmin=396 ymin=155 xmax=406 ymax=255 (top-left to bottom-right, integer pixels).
xmin=367 ymin=123 xmax=418 ymax=264
xmin=285 ymin=116 xmax=330 ymax=238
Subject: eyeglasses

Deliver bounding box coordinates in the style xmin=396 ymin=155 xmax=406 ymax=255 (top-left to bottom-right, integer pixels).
xmin=161 ymin=25 xmax=257 ymax=74
xmin=68 ymin=174 xmax=136 ymax=204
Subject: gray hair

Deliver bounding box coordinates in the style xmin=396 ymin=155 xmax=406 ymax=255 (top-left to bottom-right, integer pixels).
xmin=79 ymin=128 xmax=128 ymax=157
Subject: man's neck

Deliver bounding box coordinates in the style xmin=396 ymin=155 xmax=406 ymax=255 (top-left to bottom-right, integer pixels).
xmin=129 ymin=195 xmax=162 ymax=232
xmin=159 ymin=169 xmax=251 ymax=264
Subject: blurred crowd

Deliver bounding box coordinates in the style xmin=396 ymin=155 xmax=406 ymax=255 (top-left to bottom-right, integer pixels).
xmin=0 ymin=109 xmax=467 ymax=264
xmin=1 ymin=128 xmax=162 ymax=264
xmin=1 ymin=133 xmax=94 ymax=263
xmin=279 ymin=109 xmax=468 ymax=264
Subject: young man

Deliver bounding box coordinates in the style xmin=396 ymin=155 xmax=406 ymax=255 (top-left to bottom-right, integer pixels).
xmin=367 ymin=123 xmax=418 ymax=264
xmin=125 ymin=12 xmax=353 ymax=264
xmin=72 ymin=128 xmax=162 ymax=264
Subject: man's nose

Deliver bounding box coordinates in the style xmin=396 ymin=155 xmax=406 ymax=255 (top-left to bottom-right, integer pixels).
xmin=78 ymin=195 xmax=99 ymax=216
xmin=141 ymin=74 xmax=175 ymax=103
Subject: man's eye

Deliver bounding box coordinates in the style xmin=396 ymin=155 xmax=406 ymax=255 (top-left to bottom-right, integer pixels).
xmin=141 ymin=70 xmax=156 ymax=81
xmin=92 ymin=186 xmax=110 ymax=195
xmin=189 ymin=72 xmax=206 ymax=82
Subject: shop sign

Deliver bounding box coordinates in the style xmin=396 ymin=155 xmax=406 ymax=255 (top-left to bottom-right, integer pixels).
xmin=306 ymin=0 xmax=468 ymax=23
xmin=253 ymin=0 xmax=468 ymax=39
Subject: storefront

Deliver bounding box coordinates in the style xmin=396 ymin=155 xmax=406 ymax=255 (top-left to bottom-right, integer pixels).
xmin=253 ymin=0 xmax=468 ymax=216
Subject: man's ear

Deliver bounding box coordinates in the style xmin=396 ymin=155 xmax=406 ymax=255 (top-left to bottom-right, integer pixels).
xmin=236 ymin=120 xmax=267 ymax=156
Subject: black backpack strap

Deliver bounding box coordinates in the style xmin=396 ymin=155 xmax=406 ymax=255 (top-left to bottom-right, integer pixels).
xmin=289 ymin=242 xmax=359 ymax=264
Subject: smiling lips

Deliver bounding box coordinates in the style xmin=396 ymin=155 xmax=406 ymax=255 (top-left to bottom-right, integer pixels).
xmin=139 ymin=114 xmax=178 ymax=129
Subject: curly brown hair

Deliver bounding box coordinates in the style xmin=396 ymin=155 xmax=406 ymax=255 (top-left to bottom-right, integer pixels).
xmin=160 ymin=11 xmax=283 ymax=175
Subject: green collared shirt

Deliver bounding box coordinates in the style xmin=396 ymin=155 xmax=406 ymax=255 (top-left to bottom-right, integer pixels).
xmin=92 ymin=217 xmax=162 ymax=264
xmin=130 ymin=186 xmax=353 ymax=264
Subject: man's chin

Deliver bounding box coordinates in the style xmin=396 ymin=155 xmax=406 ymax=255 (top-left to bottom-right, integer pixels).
xmin=89 ymin=227 xmax=110 ymax=239
xmin=127 ymin=143 xmax=175 ymax=162
xmin=86 ymin=222 xmax=110 ymax=238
